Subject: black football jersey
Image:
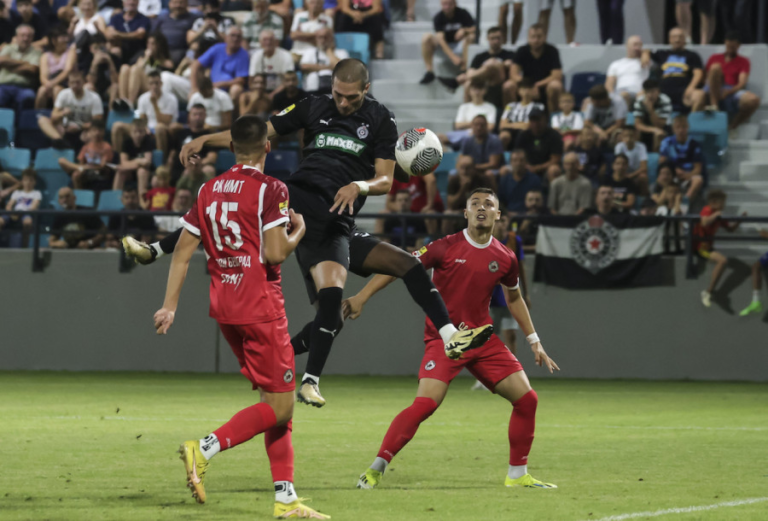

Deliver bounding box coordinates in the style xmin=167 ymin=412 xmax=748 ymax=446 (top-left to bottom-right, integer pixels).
xmin=269 ymin=94 xmax=398 ymax=213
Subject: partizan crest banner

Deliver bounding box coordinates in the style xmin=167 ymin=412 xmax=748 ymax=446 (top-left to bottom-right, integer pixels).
xmin=533 ymin=214 xmax=665 ymax=289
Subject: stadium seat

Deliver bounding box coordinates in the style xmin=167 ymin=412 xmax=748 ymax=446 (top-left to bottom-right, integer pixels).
xmin=265 ymin=151 xmax=299 ymax=177
xmin=96 ymin=189 xmax=124 ymax=225
xmin=0 ymin=108 xmax=14 ymax=146
xmin=687 ymin=111 xmax=728 ymax=170
xmin=625 ymin=112 xmax=635 ymax=126
xmin=17 ymin=110 xmax=51 ymax=150
xmin=570 ymin=72 xmax=606 ymax=107
xmin=38 ymin=170 xmax=70 ymax=207
xmin=106 ymin=110 xmax=133 ymax=133
xmin=436 ymin=151 xmax=459 ymax=174
xmin=152 ymin=150 xmax=164 ymax=168
xmin=34 ymin=148 xmax=74 ymax=172
xmin=0 ymin=147 xmax=32 ymax=176
xmin=292 ymin=0 xmax=302 ymax=8
xmin=336 ymin=33 xmax=370 ymax=65
xmin=215 ymin=150 xmax=236 ymax=174
xmin=73 ymin=189 xmax=95 ymax=208
xmin=647 ymin=152 xmax=659 ymax=187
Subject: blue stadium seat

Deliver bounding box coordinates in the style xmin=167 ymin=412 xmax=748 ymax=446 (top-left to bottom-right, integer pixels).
xmin=34 ymin=148 xmax=74 ymax=172
xmin=435 ymin=151 xmax=459 ymax=174
xmin=570 ymin=72 xmax=606 ymax=107
xmin=625 ymin=112 xmax=635 ymax=126
xmin=0 ymin=147 xmax=32 ymax=176
xmin=336 ymin=33 xmax=370 ymax=65
xmin=73 ymin=189 xmax=95 ymax=208
xmin=647 ymin=152 xmax=659 ymax=187
xmin=96 ymin=189 xmax=124 ymax=225
xmin=152 ymin=149 xmax=165 ymax=168
xmin=0 ymin=108 xmax=15 ymax=146
xmin=38 ymin=171 xmax=70 ymax=207
xmin=435 ymin=170 xmax=449 ymax=205
xmin=215 ymin=150 xmax=236 ymax=174
xmin=106 ymin=110 xmax=134 ymax=133
xmin=266 ymin=151 xmax=299 ymax=176
xmin=17 ymin=110 xmax=51 ymax=150
xmin=292 ymin=0 xmax=303 ymax=9
xmin=688 ymin=111 xmax=728 ymax=170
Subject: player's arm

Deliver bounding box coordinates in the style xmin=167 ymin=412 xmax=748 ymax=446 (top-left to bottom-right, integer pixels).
xmin=503 ymin=285 xmax=559 ymax=373
xmin=263 ymin=209 xmax=306 ymax=264
xmin=179 ymin=121 xmax=279 ymax=167
xmin=153 ymin=228 xmax=201 ymax=335
xmin=330 ymin=158 xmax=396 ymax=215
xmin=342 ymin=274 xmax=397 ymax=320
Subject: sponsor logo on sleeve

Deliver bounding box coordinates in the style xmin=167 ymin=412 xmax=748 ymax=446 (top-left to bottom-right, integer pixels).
xmin=413 ymin=246 xmax=428 ymax=258
xmin=277 ymin=104 xmax=295 ymax=116
xmin=279 ymin=200 xmax=289 ymax=216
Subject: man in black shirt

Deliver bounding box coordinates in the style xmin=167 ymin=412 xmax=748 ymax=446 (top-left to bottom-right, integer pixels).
xmin=48 ymin=187 xmax=106 ymax=249
xmin=11 ymin=0 xmax=47 ymax=46
xmin=272 ymin=71 xmax=307 ymax=114
xmin=105 ymin=187 xmax=157 ymax=248
xmin=460 ymin=26 xmax=516 ymax=109
xmin=645 ymin=27 xmax=705 ymax=112
xmin=419 ymin=0 xmax=476 ymax=89
xmin=605 ymin=153 xmax=637 ymax=211
xmin=126 ymin=59 xmax=493 ymax=407
xmin=584 ymin=184 xmax=623 ymax=216
xmin=167 ymin=104 xmax=217 ymax=183
xmin=514 ymin=108 xmax=563 ymax=182
xmin=512 ymin=23 xmax=563 ymax=113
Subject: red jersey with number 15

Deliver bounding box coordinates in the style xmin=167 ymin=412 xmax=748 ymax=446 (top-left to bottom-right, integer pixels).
xmin=414 ymin=229 xmax=519 ymax=342
xmin=180 ymin=164 xmax=290 ymax=325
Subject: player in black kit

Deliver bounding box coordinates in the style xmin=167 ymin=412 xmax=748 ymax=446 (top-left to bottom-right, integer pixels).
xmin=123 ymin=59 xmax=493 ymax=407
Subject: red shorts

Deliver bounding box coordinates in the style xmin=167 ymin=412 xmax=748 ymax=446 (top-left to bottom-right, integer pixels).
xmin=418 ymin=335 xmax=523 ymax=391
xmin=219 ymin=316 xmax=296 ymax=393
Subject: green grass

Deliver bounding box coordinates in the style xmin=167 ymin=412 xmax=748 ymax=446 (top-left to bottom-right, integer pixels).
xmin=1 ymin=373 xmax=767 ymax=520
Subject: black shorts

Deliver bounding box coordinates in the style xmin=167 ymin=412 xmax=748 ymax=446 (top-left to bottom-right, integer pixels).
xmin=288 ymin=184 xmax=382 ymax=303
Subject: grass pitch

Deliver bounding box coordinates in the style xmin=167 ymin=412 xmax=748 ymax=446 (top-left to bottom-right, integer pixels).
xmin=2 ymin=373 xmax=767 ymax=521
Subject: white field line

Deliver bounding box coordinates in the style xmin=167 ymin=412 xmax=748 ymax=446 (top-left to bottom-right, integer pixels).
xmin=581 ymin=497 xmax=768 ymax=521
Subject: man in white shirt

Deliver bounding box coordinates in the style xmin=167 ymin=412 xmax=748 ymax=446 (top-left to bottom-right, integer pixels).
xmin=605 ymin=35 xmax=649 ymax=107
xmin=248 ymin=29 xmax=295 ymax=95
xmin=439 ymin=79 xmax=497 ymax=148
xmin=38 ymin=70 xmax=104 ymax=149
xmin=290 ymin=0 xmax=333 ymax=54
xmin=188 ymin=76 xmax=233 ymax=130
xmin=112 ymin=70 xmax=179 ymax=155
xmin=299 ymin=28 xmax=348 ymax=94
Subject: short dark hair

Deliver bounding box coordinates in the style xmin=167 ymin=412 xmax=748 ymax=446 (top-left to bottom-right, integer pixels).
xmin=589 ymin=84 xmax=609 ymax=101
xmin=622 ymin=125 xmax=636 ymax=132
xmin=203 ymin=0 xmax=220 ymax=7
xmin=147 ymin=70 xmax=162 ymax=80
xmin=21 ymin=167 xmax=36 ymax=180
xmin=68 ymin=69 xmax=84 ymax=80
xmin=672 ymin=113 xmax=688 ymax=125
xmin=198 ymin=76 xmax=213 ymax=92
xmin=658 ymin=161 xmax=674 ymax=175
xmin=511 ymin=148 xmax=526 ymax=156
xmin=487 ymin=26 xmax=502 ymax=36
xmin=529 ymin=23 xmax=545 ymax=32
xmin=468 ymin=78 xmax=487 ymax=90
xmin=332 ymin=58 xmax=369 ymax=88
xmin=527 ymin=188 xmax=543 ymax=196
xmin=519 ymin=77 xmax=535 ymax=89
xmin=122 ymin=186 xmax=138 ymax=195
xmin=89 ymin=32 xmax=106 ymax=45
xmin=707 ymin=188 xmax=727 ymax=203
xmin=190 ymin=103 xmax=207 ymax=112
xmin=472 ymin=114 xmax=488 ymax=122
xmin=642 ymin=79 xmax=659 ymax=91
xmin=614 ymin=153 xmax=629 ymax=164
xmin=468 ymin=187 xmax=497 ymax=200
xmin=231 ymin=115 xmax=268 ymax=156
xmin=724 ymin=30 xmax=741 ymax=42
xmin=16 ymin=0 xmax=31 ymax=6
xmin=90 ymin=120 xmax=105 ymax=131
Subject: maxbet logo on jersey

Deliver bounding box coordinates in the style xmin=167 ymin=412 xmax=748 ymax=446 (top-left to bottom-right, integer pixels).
xmin=315 ymin=133 xmax=366 ymax=156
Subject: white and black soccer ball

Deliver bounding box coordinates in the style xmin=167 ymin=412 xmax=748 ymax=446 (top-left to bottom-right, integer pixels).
xmin=395 ymin=128 xmax=443 ymax=177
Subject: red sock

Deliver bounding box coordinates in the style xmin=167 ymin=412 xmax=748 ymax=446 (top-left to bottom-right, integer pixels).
xmin=377 ymin=397 xmax=438 ymax=462
xmin=265 ymin=420 xmax=294 ymax=483
xmin=214 ymin=402 xmax=277 ymax=451
xmin=509 ymin=390 xmax=538 ymax=466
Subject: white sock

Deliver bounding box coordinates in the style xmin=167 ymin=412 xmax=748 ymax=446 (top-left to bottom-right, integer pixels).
xmin=508 ymin=464 xmax=527 ymax=480
xmin=199 ymin=434 xmax=220 ymax=460
xmin=439 ymin=324 xmax=459 ymax=344
xmin=753 ymin=290 xmax=761 ymax=303
xmin=370 ymin=457 xmax=388 ymax=473
xmin=150 ymin=241 xmax=165 ymax=259
xmin=274 ymin=481 xmax=297 ymax=504
xmin=302 ymin=373 xmax=319 ymax=385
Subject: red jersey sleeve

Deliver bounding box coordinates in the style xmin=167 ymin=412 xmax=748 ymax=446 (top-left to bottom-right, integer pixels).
xmin=412 ymin=237 xmax=448 ymax=270
xmin=180 ymin=197 xmax=202 ymax=236
xmin=261 ymin=180 xmax=290 ymax=231
xmin=500 ymin=250 xmax=520 ymax=289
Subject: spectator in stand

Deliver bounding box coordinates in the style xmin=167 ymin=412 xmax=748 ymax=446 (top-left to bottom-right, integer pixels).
xmin=0 ymin=4 xmax=14 ymax=47
xmin=659 ymin=114 xmax=703 ymax=201
xmin=154 ymin=187 xmax=193 ymax=233
xmin=596 ymin=0 xmax=625 ymax=44
xmin=299 ymin=28 xmax=348 ymax=95
xmin=106 ymin=0 xmax=151 ymax=66
xmin=538 ymin=0 xmax=576 ymax=45
xmin=499 ymin=77 xmax=545 ymax=149
xmin=336 ymin=0 xmax=385 ymax=60
xmin=633 ymin=79 xmax=672 ymax=152
xmin=151 ymin=0 xmax=201 ymax=65
xmin=517 ymin=188 xmax=549 ymax=252
xmin=548 ymin=152 xmax=593 ymax=215
xmin=654 ymin=183 xmax=682 ymax=216
xmin=38 ymin=70 xmax=103 ymax=149
xmin=176 ymin=157 xmax=215 ymax=200
xmin=705 ymin=31 xmax=761 ymax=134
xmin=551 ymin=92 xmax=583 ymax=150
xmin=113 ymin=70 xmax=178 ymax=155
xmin=290 ymin=0 xmax=333 ymax=54
xmin=243 ymin=0 xmax=284 ymax=52
xmin=498 ymin=1 xmax=523 ymax=46
xmin=511 ymin=23 xmax=563 ymax=113
xmin=187 ymin=0 xmax=235 ymax=57
xmin=650 ymin=162 xmax=681 ymax=210
xmin=104 ymin=187 xmax=156 ymax=248
xmin=675 ymin=0 xmax=716 ymax=44
xmin=497 ymin=148 xmax=542 ymax=214
xmin=514 ymin=108 xmax=563 ymax=182
xmin=68 ymin=0 xmax=107 ymax=40
xmin=139 ymin=0 xmax=162 ymax=18
xmin=12 ymin=0 xmax=48 ymax=49
xmin=458 ymin=26 xmax=516 ymax=109
xmin=459 ymin=115 xmax=504 ymax=176
xmin=605 ymin=35 xmax=649 ymax=108
xmin=83 ymin=33 xmax=119 ymax=106
xmin=605 ymin=153 xmax=636 ymax=212
xmin=0 ymin=172 xmax=21 ymax=202
xmin=58 ymin=121 xmax=113 ymax=189
xmin=168 ymin=103 xmax=217 ymax=186
xmin=48 ymin=187 xmax=106 ymax=249
xmin=720 ymin=0 xmax=755 ymax=44
xmin=270 ymin=0 xmax=293 ymax=24
xmin=584 ymin=84 xmax=627 ymax=147
xmin=189 ymin=76 xmax=233 ymax=130
xmin=646 ymin=27 xmax=705 ymax=112
xmin=419 ymin=0 xmax=475 ymax=89
xmin=190 ymin=26 xmax=248 ymax=106
xmin=0 ymin=168 xmax=41 ymax=247
xmin=142 ymin=166 xmax=175 ymax=211
xmin=0 ymin=25 xmax=41 ymax=115
xmin=239 ymin=73 xmax=272 ymax=118
xmin=272 ymin=70 xmax=307 ymax=114
xmin=114 ymin=32 xmax=174 ymax=112
xmin=35 ymin=28 xmax=76 ymax=109
xmin=382 ymin=190 xmax=427 ymax=250
xmin=247 ymin=29 xmax=294 ymax=96
xmin=615 ymin=125 xmax=648 ymax=194
xmin=438 ymin=79 xmax=496 ymax=149
xmin=739 ymin=230 xmax=768 ymax=317
xmin=385 ymin=167 xmax=443 ymax=236
xmin=586 ymin=184 xmax=621 ymax=216
xmin=573 ymin=126 xmax=605 ymax=184
xmin=113 ymin=118 xmax=154 ymax=194
xmin=695 ymin=189 xmax=744 ymax=308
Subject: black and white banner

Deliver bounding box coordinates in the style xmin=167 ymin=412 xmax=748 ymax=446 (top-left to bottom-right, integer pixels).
xmin=533 ymin=214 xmax=665 ymax=289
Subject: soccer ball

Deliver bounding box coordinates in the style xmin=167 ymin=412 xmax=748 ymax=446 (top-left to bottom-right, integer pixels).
xmin=395 ymin=128 xmax=443 ymax=177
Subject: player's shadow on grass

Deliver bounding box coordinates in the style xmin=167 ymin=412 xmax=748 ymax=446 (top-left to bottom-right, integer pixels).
xmin=693 ymin=256 xmax=752 ymax=314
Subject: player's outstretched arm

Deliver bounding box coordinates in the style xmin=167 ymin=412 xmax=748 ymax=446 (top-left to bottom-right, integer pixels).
xmin=503 ymin=285 xmax=560 ymax=374
xmin=330 ymin=158 xmax=396 ymax=215
xmin=263 ymin=209 xmax=306 ymax=265
xmin=154 ymin=229 xmax=201 ymax=335
xmin=179 ymin=121 xmax=279 ymax=167
xmin=342 ymin=274 xmax=397 ymax=320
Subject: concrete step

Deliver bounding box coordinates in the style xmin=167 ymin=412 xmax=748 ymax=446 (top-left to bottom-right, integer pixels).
xmin=733 ymin=123 xmax=760 ymax=141
xmin=760 ymin=121 xmax=768 ymax=140
xmin=371 ymin=79 xmax=464 ymax=103
xmin=386 ymin=100 xmax=461 ymax=120
xmin=396 ymin=116 xmax=455 ymax=134
xmin=719 ymin=191 xmax=768 ymax=204
xmin=739 ymin=161 xmax=768 ymax=182
xmin=723 ymin=141 xmax=768 ymax=170
xmin=371 ymin=59 xmax=426 ymax=80
xmin=724 ymin=202 xmax=768 ymax=215
xmin=710 ymin=180 xmax=768 ymax=193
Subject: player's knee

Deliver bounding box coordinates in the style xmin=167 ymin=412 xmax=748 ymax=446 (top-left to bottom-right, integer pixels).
xmin=412 ymin=396 xmax=439 ymax=419
xmin=514 ymin=389 xmax=538 ymax=414
xmin=315 ymin=287 xmax=345 ymax=333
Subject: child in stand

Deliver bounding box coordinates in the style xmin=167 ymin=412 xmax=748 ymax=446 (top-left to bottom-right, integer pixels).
xmin=0 ymin=168 xmax=42 ymax=247
xmin=551 ymin=92 xmax=583 ymax=150
xmin=58 ymin=121 xmax=114 ymax=190
xmin=499 ymin=78 xmax=545 ymax=149
xmin=142 ymin=166 xmax=175 ymax=211
xmin=615 ymin=126 xmax=648 ymax=195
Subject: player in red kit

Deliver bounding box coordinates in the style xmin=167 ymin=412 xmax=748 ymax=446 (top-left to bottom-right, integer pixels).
xmin=344 ymin=187 xmax=560 ymax=490
xmin=152 ymin=116 xmax=330 ymax=519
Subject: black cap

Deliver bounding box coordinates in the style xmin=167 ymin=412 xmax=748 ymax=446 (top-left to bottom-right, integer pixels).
xmin=528 ymin=108 xmax=546 ymax=121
